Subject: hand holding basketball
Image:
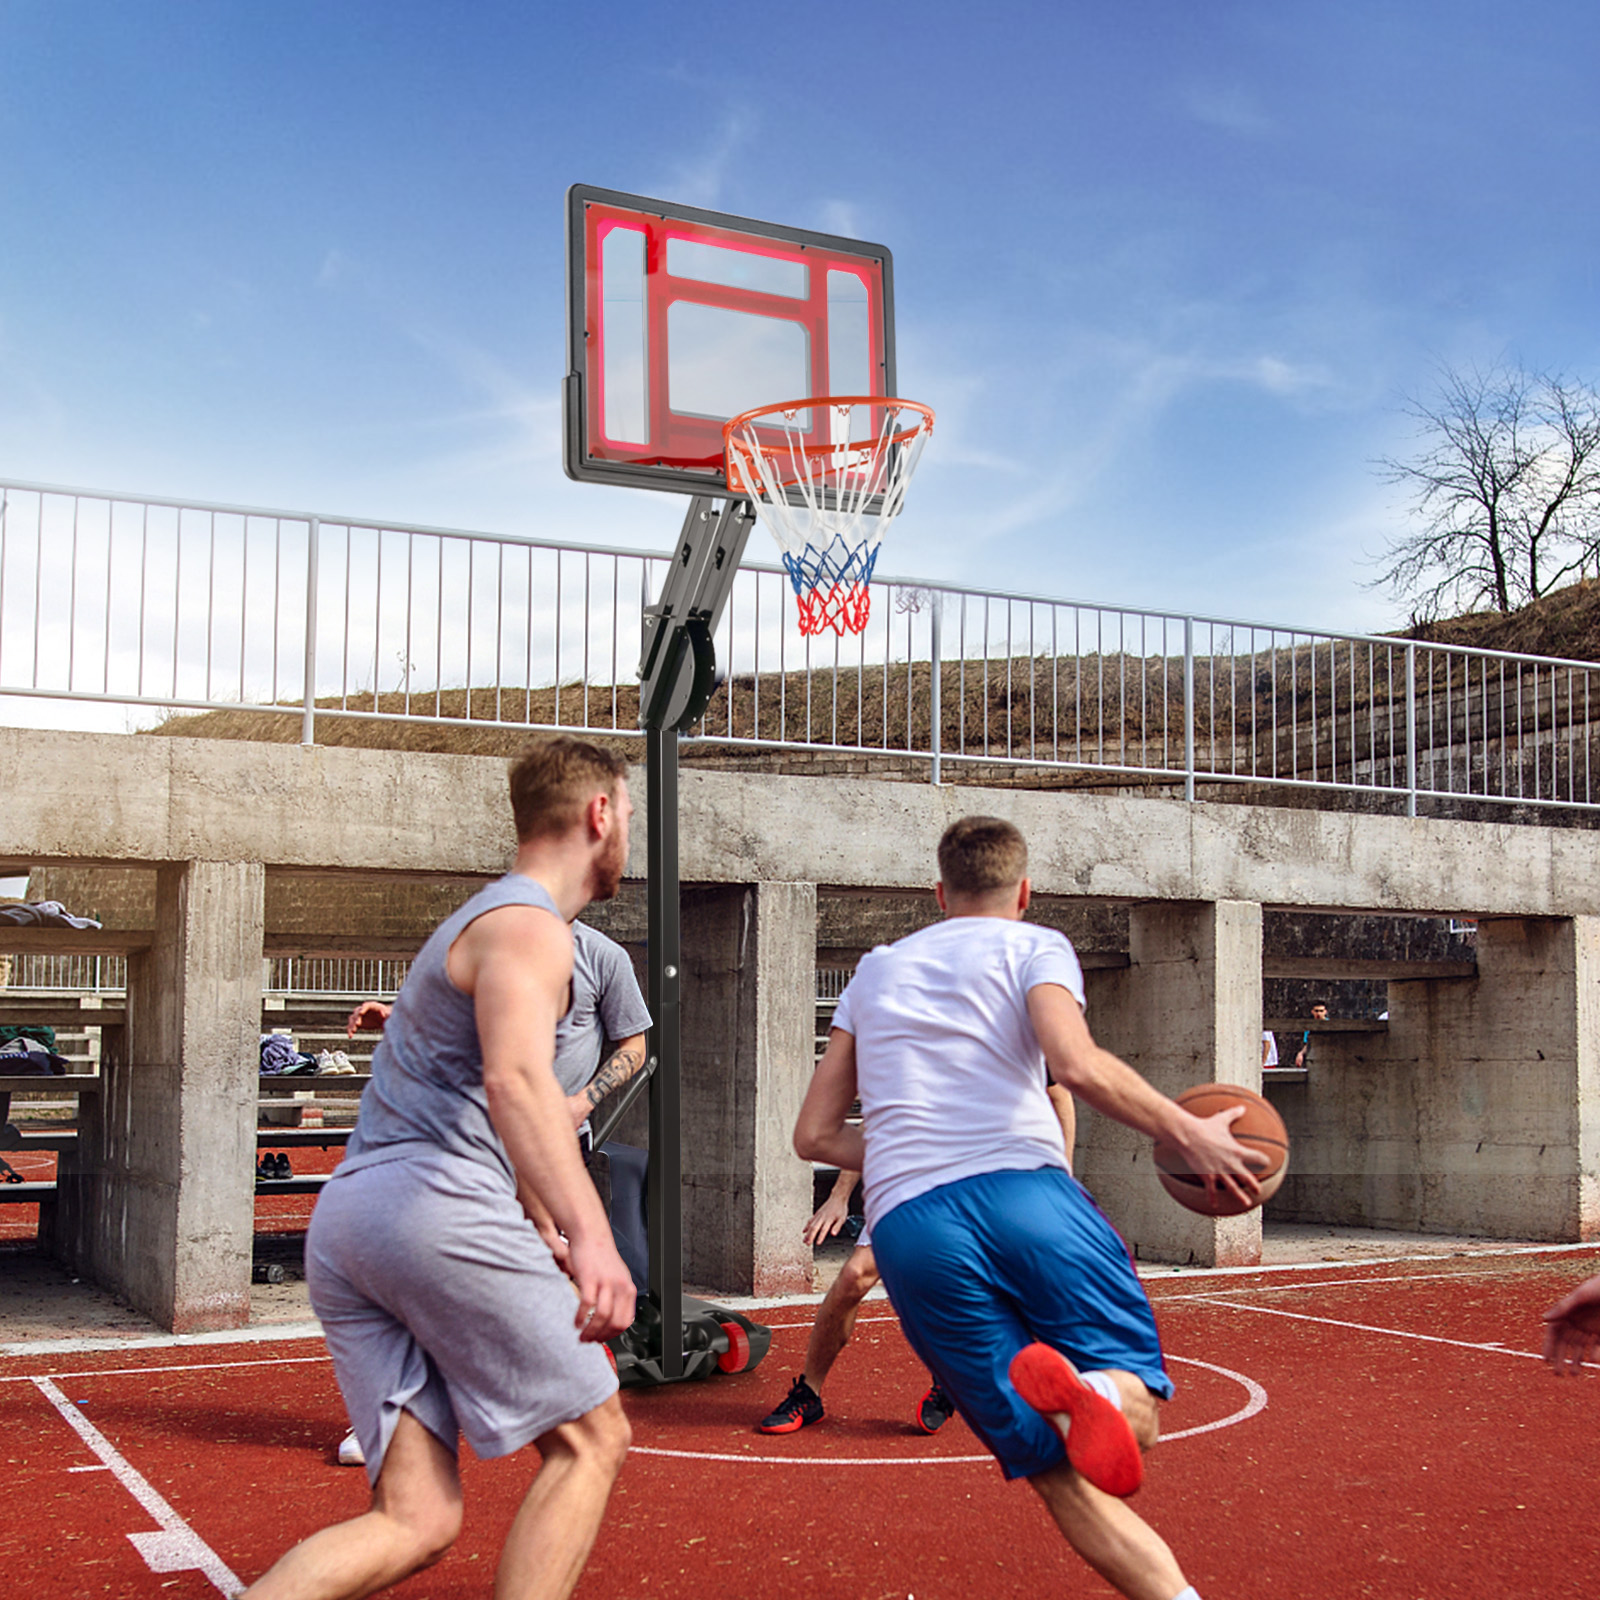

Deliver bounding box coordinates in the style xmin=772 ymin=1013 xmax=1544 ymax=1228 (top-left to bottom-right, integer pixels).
xmin=1153 ymin=1085 xmax=1289 ymax=1218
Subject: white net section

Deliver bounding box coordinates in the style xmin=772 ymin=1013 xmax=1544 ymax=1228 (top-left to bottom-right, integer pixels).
xmin=724 ymin=397 xmax=933 ymax=636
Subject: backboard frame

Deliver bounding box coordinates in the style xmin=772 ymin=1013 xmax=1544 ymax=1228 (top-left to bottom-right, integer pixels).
xmin=564 ymin=183 xmax=897 ymax=498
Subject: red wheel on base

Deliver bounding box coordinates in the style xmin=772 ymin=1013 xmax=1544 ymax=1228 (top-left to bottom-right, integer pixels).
xmin=716 ymin=1320 xmax=751 ymax=1373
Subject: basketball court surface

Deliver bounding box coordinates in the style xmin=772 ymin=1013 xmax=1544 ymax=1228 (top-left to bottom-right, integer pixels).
xmin=4 ymin=1241 xmax=1597 ymax=1598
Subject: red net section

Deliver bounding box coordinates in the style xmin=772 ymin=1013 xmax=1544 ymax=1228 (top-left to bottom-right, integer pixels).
xmin=797 ymin=582 xmax=873 ymax=637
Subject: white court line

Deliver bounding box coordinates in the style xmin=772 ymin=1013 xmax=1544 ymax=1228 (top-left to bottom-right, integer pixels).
xmin=1 ymin=1318 xmax=324 ymax=1359
xmin=32 ymin=1375 xmax=242 ymax=1597
xmin=1160 ymin=1355 xmax=1268 ymax=1440
xmin=0 ymin=1353 xmax=332 ymax=1385
xmin=631 ymin=1444 xmax=995 ymax=1465
xmin=1153 ymin=1267 xmax=1551 ymax=1301
xmin=631 ymin=1352 xmax=1267 ymax=1465
xmin=6 ymin=1242 xmax=1592 ymax=1359
xmin=1187 ymin=1298 xmax=1546 ymax=1359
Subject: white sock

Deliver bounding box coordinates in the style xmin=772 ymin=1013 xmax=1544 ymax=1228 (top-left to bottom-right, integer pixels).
xmin=1173 ymin=1588 xmax=1202 ymax=1600
xmin=1081 ymin=1369 xmax=1123 ymax=1410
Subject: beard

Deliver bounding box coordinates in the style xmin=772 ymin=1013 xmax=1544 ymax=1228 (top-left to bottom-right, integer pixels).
xmin=590 ymin=823 xmax=628 ymax=903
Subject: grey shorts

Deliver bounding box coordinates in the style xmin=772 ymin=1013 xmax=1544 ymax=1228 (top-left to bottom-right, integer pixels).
xmin=307 ymin=1151 xmax=617 ymax=1485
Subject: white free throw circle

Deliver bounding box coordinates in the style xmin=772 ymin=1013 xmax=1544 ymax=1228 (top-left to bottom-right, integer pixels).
xmin=627 ymin=1353 xmax=1266 ymax=1466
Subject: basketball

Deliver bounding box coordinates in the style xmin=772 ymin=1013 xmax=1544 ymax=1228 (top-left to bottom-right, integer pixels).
xmin=1153 ymin=1084 xmax=1289 ymax=1218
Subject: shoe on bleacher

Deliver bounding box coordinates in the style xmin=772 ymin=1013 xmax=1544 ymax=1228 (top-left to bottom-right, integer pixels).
xmin=337 ymin=1429 xmax=365 ymax=1466
xmin=755 ymin=1375 xmax=824 ymax=1434
xmin=315 ymin=1049 xmax=337 ymax=1075
xmin=255 ymin=1154 xmax=275 ymax=1181
xmin=327 ymin=1050 xmax=356 ymax=1075
xmin=1008 ymin=1342 xmax=1143 ymax=1497
xmin=915 ymin=1379 xmax=956 ymax=1434
xmin=271 ymin=1152 xmax=293 ymax=1180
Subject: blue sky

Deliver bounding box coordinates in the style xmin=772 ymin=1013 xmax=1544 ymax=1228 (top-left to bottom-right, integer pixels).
xmin=4 ymin=0 xmax=1600 ymax=636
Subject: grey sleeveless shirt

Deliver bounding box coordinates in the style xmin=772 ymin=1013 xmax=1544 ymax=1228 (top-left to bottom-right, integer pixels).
xmin=338 ymin=873 xmax=563 ymax=1190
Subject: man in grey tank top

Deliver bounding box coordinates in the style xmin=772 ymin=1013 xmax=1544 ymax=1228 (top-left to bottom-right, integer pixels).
xmin=243 ymin=738 xmax=637 ymax=1600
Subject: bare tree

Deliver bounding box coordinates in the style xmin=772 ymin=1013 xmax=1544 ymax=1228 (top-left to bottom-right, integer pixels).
xmin=1375 ymin=364 xmax=1600 ymax=618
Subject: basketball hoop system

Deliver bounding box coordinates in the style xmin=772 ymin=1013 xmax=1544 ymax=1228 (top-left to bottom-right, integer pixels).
xmin=724 ymin=396 xmax=933 ymax=637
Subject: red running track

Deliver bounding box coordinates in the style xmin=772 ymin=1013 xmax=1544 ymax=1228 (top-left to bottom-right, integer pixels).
xmin=2 ymin=1248 xmax=1598 ymax=1597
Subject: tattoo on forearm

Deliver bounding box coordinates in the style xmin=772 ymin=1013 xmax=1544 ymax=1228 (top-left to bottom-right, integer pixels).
xmin=584 ymin=1046 xmax=646 ymax=1109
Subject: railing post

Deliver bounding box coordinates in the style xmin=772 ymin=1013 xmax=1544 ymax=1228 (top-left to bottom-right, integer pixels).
xmin=1183 ymin=616 xmax=1196 ymax=802
xmin=301 ymin=516 xmax=320 ymax=746
xmin=1406 ymin=642 xmax=1417 ymax=818
xmin=929 ymin=598 xmax=942 ymax=785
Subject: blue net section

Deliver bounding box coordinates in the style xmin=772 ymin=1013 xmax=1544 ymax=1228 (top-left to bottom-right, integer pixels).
xmin=781 ymin=536 xmax=883 ymax=635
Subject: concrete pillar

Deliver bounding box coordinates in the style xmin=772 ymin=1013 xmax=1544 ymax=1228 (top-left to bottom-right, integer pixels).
xmin=1333 ymin=916 xmax=1599 ymax=1240
xmin=60 ymin=861 xmax=264 ymax=1332
xmin=680 ymin=881 xmax=816 ymax=1296
xmin=1079 ymin=899 xmax=1264 ymax=1267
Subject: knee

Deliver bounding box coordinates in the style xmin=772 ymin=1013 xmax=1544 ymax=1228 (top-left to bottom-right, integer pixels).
xmin=415 ymin=1503 xmax=463 ymax=1568
xmin=570 ymin=1393 xmax=632 ymax=1479
xmin=385 ymin=1495 xmax=462 ymax=1571
xmin=1113 ymin=1376 xmax=1160 ymax=1451
xmin=837 ymin=1254 xmax=880 ymax=1302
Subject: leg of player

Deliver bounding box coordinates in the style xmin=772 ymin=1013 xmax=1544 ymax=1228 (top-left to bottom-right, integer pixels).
xmin=494 ymin=1394 xmax=632 ymax=1600
xmin=1027 ymin=1461 xmax=1192 ymax=1600
xmin=804 ymin=1243 xmax=880 ymax=1394
xmin=756 ymin=1244 xmax=880 ymax=1432
xmin=240 ymin=1409 xmax=463 ymax=1598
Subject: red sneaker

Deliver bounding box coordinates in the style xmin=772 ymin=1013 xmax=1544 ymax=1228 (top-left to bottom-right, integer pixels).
xmin=1008 ymin=1343 xmax=1144 ymax=1497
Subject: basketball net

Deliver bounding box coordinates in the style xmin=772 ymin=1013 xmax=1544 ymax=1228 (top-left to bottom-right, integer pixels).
xmin=724 ymin=397 xmax=933 ymax=637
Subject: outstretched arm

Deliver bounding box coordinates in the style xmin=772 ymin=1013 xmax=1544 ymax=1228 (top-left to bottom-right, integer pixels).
xmin=567 ymin=1032 xmax=648 ymax=1131
xmin=1028 ymin=983 xmax=1265 ymax=1210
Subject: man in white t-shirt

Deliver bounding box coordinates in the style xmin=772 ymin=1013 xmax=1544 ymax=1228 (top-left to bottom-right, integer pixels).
xmin=794 ymin=816 xmax=1264 ymax=1600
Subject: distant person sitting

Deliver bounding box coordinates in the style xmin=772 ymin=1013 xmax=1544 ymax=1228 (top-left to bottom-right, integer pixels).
xmin=1293 ymin=1003 xmax=1328 ymax=1069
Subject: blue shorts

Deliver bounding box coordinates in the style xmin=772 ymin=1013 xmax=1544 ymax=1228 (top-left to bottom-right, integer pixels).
xmin=871 ymin=1166 xmax=1172 ymax=1480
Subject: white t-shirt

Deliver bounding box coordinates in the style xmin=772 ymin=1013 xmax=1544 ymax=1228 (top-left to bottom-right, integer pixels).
xmin=831 ymin=917 xmax=1085 ymax=1231
xmin=1262 ymin=1029 xmax=1279 ymax=1068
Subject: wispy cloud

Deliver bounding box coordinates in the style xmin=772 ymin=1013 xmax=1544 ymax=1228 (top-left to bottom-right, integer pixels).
xmin=1183 ymin=84 xmax=1274 ymax=136
xmin=656 ymin=110 xmax=758 ymax=210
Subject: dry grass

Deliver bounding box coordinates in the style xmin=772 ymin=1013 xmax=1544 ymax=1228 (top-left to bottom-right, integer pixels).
xmin=142 ymin=585 xmax=1600 ymax=782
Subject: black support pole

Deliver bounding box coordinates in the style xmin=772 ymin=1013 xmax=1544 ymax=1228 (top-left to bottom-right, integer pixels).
xmin=645 ymin=724 xmax=683 ymax=1377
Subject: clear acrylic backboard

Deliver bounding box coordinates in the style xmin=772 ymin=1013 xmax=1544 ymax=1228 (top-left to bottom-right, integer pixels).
xmin=564 ymin=184 xmax=896 ymax=498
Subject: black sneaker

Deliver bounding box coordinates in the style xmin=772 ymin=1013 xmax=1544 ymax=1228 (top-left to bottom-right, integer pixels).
xmin=274 ymin=1152 xmax=293 ymax=1180
xmin=756 ymin=1376 xmax=824 ymax=1434
xmin=255 ymin=1154 xmax=275 ymax=1181
xmin=916 ymin=1380 xmax=956 ymax=1434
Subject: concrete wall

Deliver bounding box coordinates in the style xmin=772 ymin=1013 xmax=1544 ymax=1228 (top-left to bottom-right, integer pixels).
xmin=8 ymin=727 xmax=1600 ymax=916
xmin=53 ymin=861 xmax=264 ymax=1331
xmin=6 ymin=727 xmax=1600 ymax=1325
xmin=680 ymin=883 xmax=815 ymax=1296
xmin=1080 ymin=901 xmax=1265 ymax=1266
xmin=1272 ymin=918 xmax=1600 ymax=1241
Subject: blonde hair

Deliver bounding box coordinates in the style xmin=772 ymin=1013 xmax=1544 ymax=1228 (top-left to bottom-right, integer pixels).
xmin=937 ymin=815 xmax=1028 ymax=896
xmin=508 ymin=737 xmax=628 ymax=843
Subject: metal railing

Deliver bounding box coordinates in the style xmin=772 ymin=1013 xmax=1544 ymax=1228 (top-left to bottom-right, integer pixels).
xmin=6 ymin=475 xmax=1600 ymax=815
xmin=0 ymin=953 xmax=409 ymax=996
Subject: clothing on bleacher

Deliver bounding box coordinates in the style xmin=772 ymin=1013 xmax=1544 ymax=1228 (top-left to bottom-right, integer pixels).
xmin=0 ymin=1037 xmax=69 ymax=1075
xmin=0 ymin=900 xmax=102 ymax=929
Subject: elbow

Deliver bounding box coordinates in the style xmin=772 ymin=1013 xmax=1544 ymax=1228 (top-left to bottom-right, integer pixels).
xmin=793 ymin=1116 xmax=827 ymax=1164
